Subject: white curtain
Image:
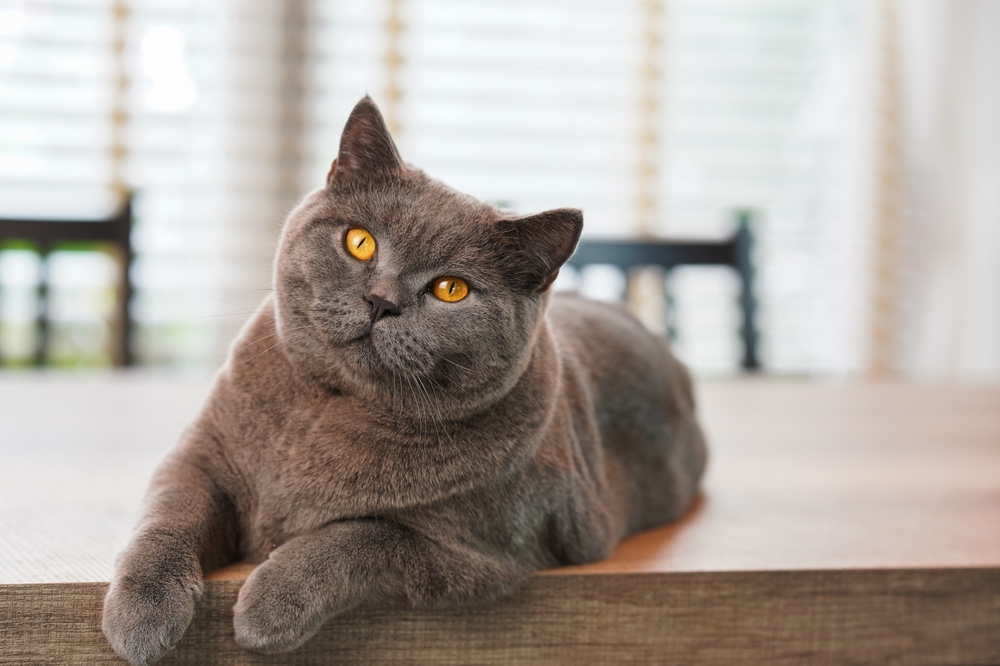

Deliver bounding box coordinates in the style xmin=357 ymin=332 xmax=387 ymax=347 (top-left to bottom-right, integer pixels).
xmin=896 ymin=0 xmax=1000 ymax=380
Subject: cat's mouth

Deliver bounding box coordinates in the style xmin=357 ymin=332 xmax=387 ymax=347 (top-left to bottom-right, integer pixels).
xmin=340 ymin=329 xmax=375 ymax=348
xmin=342 ymin=326 xmax=389 ymax=361
xmin=312 ymin=313 xmax=433 ymax=379
xmin=335 ymin=316 xmax=379 ymax=344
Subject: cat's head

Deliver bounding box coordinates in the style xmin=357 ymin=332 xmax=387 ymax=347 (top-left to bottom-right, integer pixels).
xmin=273 ymin=96 xmax=582 ymax=417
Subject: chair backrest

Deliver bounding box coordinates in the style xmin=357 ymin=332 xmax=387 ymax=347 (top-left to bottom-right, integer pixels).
xmin=0 ymin=196 xmax=134 ymax=366
xmin=566 ymin=211 xmax=759 ymax=371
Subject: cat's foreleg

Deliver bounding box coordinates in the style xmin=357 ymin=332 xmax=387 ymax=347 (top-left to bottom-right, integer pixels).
xmin=233 ymin=518 xmax=527 ymax=654
xmin=102 ymin=446 xmax=237 ymax=666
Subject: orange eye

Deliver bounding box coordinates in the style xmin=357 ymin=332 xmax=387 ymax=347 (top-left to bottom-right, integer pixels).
xmin=432 ymin=277 xmax=469 ymax=303
xmin=345 ymin=228 xmax=375 ymax=261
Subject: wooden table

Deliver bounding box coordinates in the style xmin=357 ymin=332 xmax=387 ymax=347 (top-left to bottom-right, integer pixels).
xmin=2 ymin=373 xmax=998 ymax=665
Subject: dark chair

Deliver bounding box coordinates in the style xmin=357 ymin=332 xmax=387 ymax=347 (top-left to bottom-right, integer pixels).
xmin=0 ymin=195 xmax=134 ymax=366
xmin=566 ymin=210 xmax=759 ymax=371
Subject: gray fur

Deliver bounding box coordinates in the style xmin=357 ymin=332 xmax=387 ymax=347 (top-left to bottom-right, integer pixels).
xmin=103 ymin=97 xmax=707 ymax=664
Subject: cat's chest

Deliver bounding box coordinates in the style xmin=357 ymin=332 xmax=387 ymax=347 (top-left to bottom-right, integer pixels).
xmin=228 ymin=392 xmax=511 ymax=537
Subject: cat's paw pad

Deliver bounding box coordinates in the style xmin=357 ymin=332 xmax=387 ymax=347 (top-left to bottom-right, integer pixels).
xmin=102 ymin=573 xmax=202 ymax=666
xmin=232 ymin=564 xmax=326 ymax=654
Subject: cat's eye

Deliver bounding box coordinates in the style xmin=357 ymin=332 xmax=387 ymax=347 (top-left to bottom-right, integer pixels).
xmin=345 ymin=228 xmax=376 ymax=261
xmin=432 ymin=277 xmax=469 ymax=303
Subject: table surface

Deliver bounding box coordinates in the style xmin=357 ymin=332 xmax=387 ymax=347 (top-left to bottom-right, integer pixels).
xmin=2 ymin=372 xmax=999 ymax=585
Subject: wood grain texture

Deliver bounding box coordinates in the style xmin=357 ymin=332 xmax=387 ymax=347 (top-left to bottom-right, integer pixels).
xmin=4 ymin=569 xmax=999 ymax=665
xmin=1 ymin=374 xmax=999 ymax=664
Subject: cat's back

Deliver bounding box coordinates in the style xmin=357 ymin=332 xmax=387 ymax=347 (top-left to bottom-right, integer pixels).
xmin=547 ymin=292 xmax=655 ymax=352
xmin=546 ymin=293 xmax=692 ymax=412
xmin=546 ymin=292 xmax=704 ymax=532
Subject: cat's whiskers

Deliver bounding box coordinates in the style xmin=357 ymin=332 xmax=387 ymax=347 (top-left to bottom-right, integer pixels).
xmin=243 ymin=341 xmax=285 ymax=366
xmin=403 ymin=373 xmax=424 ymax=439
xmin=184 ymin=310 xmax=261 ymax=321
xmin=430 ymin=383 xmax=458 ymax=447
xmin=440 ymin=357 xmax=474 ymax=373
xmin=186 ymin=298 xmax=273 ymax=322
xmin=391 ymin=369 xmax=406 ymax=416
xmin=235 ymin=326 xmax=305 ymax=356
xmin=405 ymin=373 xmax=423 ymax=434
xmin=414 ymin=374 xmax=455 ymax=448
xmin=243 ymin=327 xmax=307 ymax=367
xmin=423 ymin=379 xmax=449 ymax=447
xmin=200 ymin=326 xmax=306 ymax=381
xmin=426 ymin=371 xmax=476 ymax=401
xmin=413 ymin=375 xmax=438 ymax=444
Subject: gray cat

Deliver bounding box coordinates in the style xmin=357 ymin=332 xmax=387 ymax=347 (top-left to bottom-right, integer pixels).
xmin=102 ymin=96 xmax=707 ymax=665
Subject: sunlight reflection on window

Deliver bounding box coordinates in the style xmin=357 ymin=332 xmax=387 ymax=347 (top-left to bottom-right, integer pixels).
xmin=141 ymin=26 xmax=197 ymax=112
xmin=0 ymin=7 xmax=29 ymax=37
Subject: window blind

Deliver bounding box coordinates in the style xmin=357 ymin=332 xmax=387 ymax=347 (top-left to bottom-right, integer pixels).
xmin=1 ymin=0 xmax=120 ymax=363
xmin=0 ymin=0 xmax=118 ymax=217
xmin=307 ymin=0 xmax=882 ymax=376
xmin=2 ymin=0 xmax=885 ymax=376
xmin=661 ymin=0 xmax=881 ymax=374
xmin=0 ymin=0 xmax=307 ymax=366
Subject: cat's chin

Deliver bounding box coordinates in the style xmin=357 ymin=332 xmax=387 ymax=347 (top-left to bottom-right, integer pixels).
xmin=304 ymin=322 xmax=469 ymax=405
xmin=329 ymin=333 xmax=413 ymax=384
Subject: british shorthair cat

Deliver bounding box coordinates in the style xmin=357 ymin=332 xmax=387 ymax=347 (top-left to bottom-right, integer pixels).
xmin=102 ymin=96 xmax=707 ymax=665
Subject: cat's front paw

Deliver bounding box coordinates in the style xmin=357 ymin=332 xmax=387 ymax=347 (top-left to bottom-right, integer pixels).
xmin=233 ymin=559 xmax=329 ymax=654
xmin=102 ymin=568 xmax=202 ymax=666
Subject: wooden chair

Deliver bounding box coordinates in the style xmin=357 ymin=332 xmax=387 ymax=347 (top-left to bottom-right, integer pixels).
xmin=566 ymin=210 xmax=759 ymax=371
xmin=0 ymin=195 xmax=134 ymax=366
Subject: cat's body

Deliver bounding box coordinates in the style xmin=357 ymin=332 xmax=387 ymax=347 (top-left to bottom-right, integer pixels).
xmin=189 ymin=292 xmax=698 ymax=565
xmin=103 ymin=98 xmax=706 ymax=665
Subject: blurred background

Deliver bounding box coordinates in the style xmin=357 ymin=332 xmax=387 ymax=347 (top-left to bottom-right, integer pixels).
xmin=0 ymin=0 xmax=997 ymax=380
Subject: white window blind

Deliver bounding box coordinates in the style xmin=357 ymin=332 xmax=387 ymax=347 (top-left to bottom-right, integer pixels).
xmin=0 ymin=0 xmax=302 ymax=367
xmin=2 ymin=0 xmax=885 ymax=376
xmin=400 ymin=0 xmax=643 ymax=235
xmin=1 ymin=0 xmax=120 ymax=364
xmin=661 ymin=0 xmax=881 ymax=375
xmin=308 ymin=0 xmax=642 ymax=233
xmin=0 ymin=0 xmax=119 ymax=218
xmin=125 ymin=0 xmax=294 ymax=366
xmin=308 ymin=0 xmax=881 ymax=376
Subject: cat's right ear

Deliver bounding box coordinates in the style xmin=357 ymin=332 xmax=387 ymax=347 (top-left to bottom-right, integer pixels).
xmin=327 ymin=96 xmax=403 ymax=186
xmin=496 ymin=208 xmax=583 ymax=293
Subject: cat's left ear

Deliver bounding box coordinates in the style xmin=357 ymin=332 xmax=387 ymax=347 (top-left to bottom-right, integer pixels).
xmin=327 ymin=96 xmax=403 ymax=186
xmin=497 ymin=208 xmax=583 ymax=293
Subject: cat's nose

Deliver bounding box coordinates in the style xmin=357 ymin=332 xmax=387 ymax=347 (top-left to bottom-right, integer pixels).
xmin=365 ymin=293 xmax=400 ymax=323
